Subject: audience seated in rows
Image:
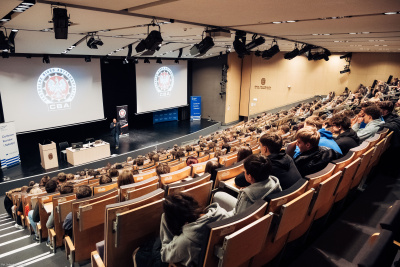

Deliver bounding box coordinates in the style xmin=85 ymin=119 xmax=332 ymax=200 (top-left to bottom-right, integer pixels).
xmin=330 ymin=114 xmax=360 ymax=155
xmin=117 ymin=170 xmax=134 ymax=188
xmin=352 ymin=105 xmax=384 ymax=142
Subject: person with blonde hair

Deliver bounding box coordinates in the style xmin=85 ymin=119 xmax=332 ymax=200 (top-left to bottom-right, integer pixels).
xmin=293 ymin=127 xmax=340 ymax=177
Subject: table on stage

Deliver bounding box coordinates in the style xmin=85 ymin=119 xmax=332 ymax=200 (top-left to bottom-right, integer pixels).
xmin=66 ymin=142 xmax=111 ymax=166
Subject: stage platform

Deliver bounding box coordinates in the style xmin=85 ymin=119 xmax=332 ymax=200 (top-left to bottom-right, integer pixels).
xmin=0 ymin=119 xmax=221 ymax=195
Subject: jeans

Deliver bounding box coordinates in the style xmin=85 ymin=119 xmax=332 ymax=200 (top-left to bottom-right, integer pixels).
xmin=28 ymin=210 xmax=38 ymax=236
xmin=114 ymin=133 xmax=120 ymax=147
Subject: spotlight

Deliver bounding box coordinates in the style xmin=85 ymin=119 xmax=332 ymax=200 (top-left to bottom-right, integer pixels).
xmin=175 ymin=59 xmax=179 ymax=64
xmin=122 ymin=58 xmax=129 ymax=64
xmin=156 ymin=58 xmax=162 ymax=64
xmin=135 ymin=30 xmax=163 ymax=53
xmin=0 ymin=31 xmax=9 ymax=51
xmin=134 ymin=58 xmax=138 ymax=64
xmin=43 ymin=55 xmax=50 ymax=64
xmin=340 ymin=52 xmax=352 ymax=59
xmin=87 ymin=35 xmax=103 ymax=49
xmin=84 ymin=56 xmax=91 ymax=62
xmin=52 ymin=7 xmax=70 ymax=39
xmin=299 ymin=44 xmax=315 ymax=55
xmin=245 ymin=35 xmax=265 ymax=50
xmin=103 ymin=56 xmax=109 ymax=64
xmin=262 ymin=41 xmax=280 ymax=60
xmin=144 ymin=58 xmax=150 ymax=63
xmin=233 ymin=32 xmax=265 ymax=58
xmin=8 ymin=30 xmax=18 ymax=53
xmin=284 ymin=45 xmax=300 ymax=60
xmin=190 ymin=36 xmax=214 ymax=56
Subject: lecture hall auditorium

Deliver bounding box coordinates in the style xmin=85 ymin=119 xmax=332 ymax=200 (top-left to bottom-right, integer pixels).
xmin=0 ymin=1 xmax=400 ymax=266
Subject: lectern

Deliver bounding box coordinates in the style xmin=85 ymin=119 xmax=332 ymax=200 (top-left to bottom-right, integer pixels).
xmin=39 ymin=141 xmax=59 ymax=169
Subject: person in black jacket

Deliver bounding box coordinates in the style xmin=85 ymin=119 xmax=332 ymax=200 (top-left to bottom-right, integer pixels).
xmin=110 ymin=118 xmax=122 ymax=149
xmin=294 ymin=127 xmax=340 ymax=177
xmin=379 ymin=101 xmax=400 ymax=149
xmin=330 ymin=114 xmax=360 ymax=155
xmin=235 ymin=133 xmax=302 ymax=190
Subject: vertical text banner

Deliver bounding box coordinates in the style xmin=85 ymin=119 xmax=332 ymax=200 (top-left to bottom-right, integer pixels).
xmin=116 ymin=105 xmax=129 ymax=136
xmin=0 ymin=121 xmax=20 ymax=168
xmin=190 ymin=96 xmax=201 ymax=120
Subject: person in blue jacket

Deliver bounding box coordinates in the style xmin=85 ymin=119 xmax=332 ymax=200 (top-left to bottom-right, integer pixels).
xmin=293 ymin=115 xmax=342 ymax=158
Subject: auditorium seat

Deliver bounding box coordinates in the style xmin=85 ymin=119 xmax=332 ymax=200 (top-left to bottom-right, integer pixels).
xmin=214 ymin=161 xmax=244 ymax=189
xmin=201 ymin=200 xmax=269 ymax=267
xmin=191 ymin=158 xmax=218 ymax=176
xmin=93 ymin=182 xmax=118 ymax=195
xmin=125 ymin=181 xmax=159 ymax=200
xmin=160 ymin=166 xmax=191 ymax=186
xmin=50 ymin=193 xmax=76 ymax=251
xmin=305 ymin=163 xmax=336 ymax=190
xmin=65 ymin=189 xmax=119 ymax=265
xmin=180 ymin=180 xmax=213 ymax=209
xmin=119 ymin=176 xmax=158 ymax=201
xmin=331 ymin=151 xmax=355 ymax=174
xmin=37 ymin=192 xmax=60 ymax=241
xmin=165 ymin=173 xmax=211 ymax=196
xmin=91 ymin=189 xmax=164 ymax=267
xmin=133 ymin=169 xmax=157 ymax=182
xmin=350 ymin=141 xmax=369 ymax=160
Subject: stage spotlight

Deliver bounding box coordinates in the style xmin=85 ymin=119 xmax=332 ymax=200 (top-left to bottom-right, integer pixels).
xmin=0 ymin=31 xmax=9 ymax=51
xmin=8 ymin=29 xmax=18 ymax=53
xmin=156 ymin=58 xmax=162 ymax=64
xmin=246 ymin=35 xmax=265 ymax=50
xmin=122 ymin=57 xmax=129 ymax=64
xmin=284 ymin=45 xmax=299 ymax=60
xmin=43 ymin=55 xmax=50 ymax=64
xmin=175 ymin=59 xmax=179 ymax=64
xmin=52 ymin=6 xmax=70 ymax=39
xmin=233 ymin=32 xmax=265 ymax=58
xmin=262 ymin=41 xmax=280 ymax=60
xmin=135 ymin=30 xmax=163 ymax=53
xmin=299 ymin=44 xmax=315 ymax=55
xmin=190 ymin=36 xmax=214 ymax=56
xmin=84 ymin=56 xmax=91 ymax=62
xmin=87 ymin=35 xmax=103 ymax=49
xmin=340 ymin=52 xmax=352 ymax=59
xmin=134 ymin=58 xmax=138 ymax=64
xmin=255 ymin=50 xmax=262 ymax=57
xmin=144 ymin=58 xmax=150 ymax=63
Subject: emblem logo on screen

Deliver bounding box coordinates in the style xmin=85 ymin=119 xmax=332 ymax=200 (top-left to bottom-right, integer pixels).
xmin=37 ymin=68 xmax=76 ymax=111
xmin=119 ymin=109 xmax=126 ymax=118
xmin=154 ymin=67 xmax=174 ymax=96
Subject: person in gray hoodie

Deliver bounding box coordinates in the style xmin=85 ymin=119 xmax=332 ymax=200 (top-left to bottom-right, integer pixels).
xmin=160 ymin=193 xmax=230 ymax=267
xmin=213 ymin=154 xmax=282 ymax=215
xmin=352 ymin=105 xmax=384 ymax=142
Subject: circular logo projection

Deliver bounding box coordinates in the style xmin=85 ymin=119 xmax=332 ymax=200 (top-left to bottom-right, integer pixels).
xmin=119 ymin=109 xmax=126 ymax=118
xmin=154 ymin=67 xmax=174 ymax=97
xmin=37 ymin=68 xmax=76 ymax=110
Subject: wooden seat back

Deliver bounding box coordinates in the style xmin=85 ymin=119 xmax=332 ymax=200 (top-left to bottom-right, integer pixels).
xmin=52 ymin=193 xmax=76 ymax=248
xmin=38 ymin=192 xmax=60 ymax=239
xmin=93 ymin=182 xmax=118 ymax=195
xmin=191 ymin=158 xmax=218 ymax=176
xmin=201 ymin=200 xmax=268 ymax=267
xmin=181 ymin=181 xmax=213 ymax=209
xmin=288 ymin=171 xmax=342 ymax=242
xmin=382 ymin=131 xmax=393 ymax=153
xmin=71 ymin=189 xmax=119 ymax=262
xmin=350 ymin=147 xmax=374 ymax=189
xmin=218 ymin=151 xmax=238 ymax=165
xmin=265 ymin=178 xmax=308 ymax=213
xmin=120 ymin=176 xmax=159 ymax=201
xmin=377 ymin=127 xmax=389 ymax=140
xmin=133 ymin=169 xmax=157 ymax=182
xmin=365 ymin=134 xmax=380 ymax=149
xmin=331 ymin=151 xmax=355 ymax=174
xmin=198 ymin=154 xmax=210 ymax=163
xmin=334 ymin=158 xmax=361 ymax=203
xmin=305 ymin=163 xmax=336 ymax=190
xmin=88 ymin=178 xmax=100 ymax=185
xmin=221 ymin=156 xmax=238 ymax=167
xmin=350 ymin=141 xmax=369 ymax=159
xmin=126 ymin=183 xmax=159 ymax=200
xmin=368 ymin=138 xmax=386 ymax=169
xmin=169 ymin=161 xmax=186 ymax=173
xmin=78 ymin=196 xmax=118 ymax=232
xmin=160 ymin=166 xmax=191 ymax=185
xmin=285 ymin=140 xmax=297 ymax=158
xmin=214 ymin=162 xmax=244 ymax=189
xmin=104 ymin=189 xmax=164 ymax=267
xmin=217 ymin=214 xmax=273 ymax=267
xmin=252 ymin=146 xmax=261 ymax=154
xmin=166 ymin=173 xmax=211 ymax=196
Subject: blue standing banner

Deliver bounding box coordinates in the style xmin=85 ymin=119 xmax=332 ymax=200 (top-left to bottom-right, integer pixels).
xmin=153 ymin=108 xmax=179 ymax=124
xmin=190 ymin=96 xmax=201 ymax=120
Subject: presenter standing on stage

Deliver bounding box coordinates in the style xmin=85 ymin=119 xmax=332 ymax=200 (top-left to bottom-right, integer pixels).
xmin=110 ymin=118 xmax=122 ymax=149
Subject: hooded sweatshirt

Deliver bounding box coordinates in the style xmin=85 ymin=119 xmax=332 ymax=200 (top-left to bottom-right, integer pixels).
xmin=235 ymin=152 xmax=302 ymax=190
xmin=334 ymin=129 xmax=360 ymax=155
xmin=352 ymin=119 xmax=385 ymax=142
xmin=234 ymin=176 xmax=281 ymax=215
xmin=160 ymin=203 xmax=230 ymax=267
xmin=294 ymin=128 xmax=342 ymax=158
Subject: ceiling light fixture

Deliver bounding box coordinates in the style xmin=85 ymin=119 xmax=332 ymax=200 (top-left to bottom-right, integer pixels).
xmin=190 ymin=33 xmax=215 ymax=57
xmin=262 ymin=39 xmax=280 ymax=60
xmin=42 ymin=55 xmax=50 ymax=64
xmin=87 ymin=33 xmax=103 ymax=49
xmin=284 ymin=44 xmax=300 ymax=60
xmin=144 ymin=58 xmax=150 ymax=64
xmin=156 ymin=58 xmax=162 ymax=64
xmin=384 ymin=12 xmax=397 ymax=15
xmin=135 ymin=19 xmax=163 ymax=53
